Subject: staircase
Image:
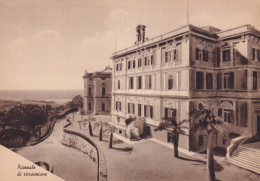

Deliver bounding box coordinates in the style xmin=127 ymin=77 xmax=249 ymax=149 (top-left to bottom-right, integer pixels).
xmin=227 ymin=145 xmax=260 ymax=174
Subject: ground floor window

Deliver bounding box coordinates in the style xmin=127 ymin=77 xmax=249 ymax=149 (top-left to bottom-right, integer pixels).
xmin=144 ymin=105 xmax=153 ymax=118
xmin=224 ymin=109 xmax=232 ymax=123
xmin=167 ymin=132 xmax=174 ymax=143
xmin=102 ymin=102 xmax=105 ymax=111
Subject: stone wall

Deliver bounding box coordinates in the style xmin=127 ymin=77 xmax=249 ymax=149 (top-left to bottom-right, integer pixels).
xmin=61 ymin=122 xmax=107 ymax=181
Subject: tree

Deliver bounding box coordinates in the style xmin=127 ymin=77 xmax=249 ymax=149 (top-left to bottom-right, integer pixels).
xmin=103 ymin=123 xmax=117 ymax=148
xmin=93 ymin=120 xmax=106 ymax=141
xmin=85 ymin=114 xmax=96 ymax=137
xmin=68 ymin=95 xmax=83 ymax=108
xmin=155 ymin=116 xmax=188 ymax=158
xmin=189 ymin=104 xmax=228 ymax=181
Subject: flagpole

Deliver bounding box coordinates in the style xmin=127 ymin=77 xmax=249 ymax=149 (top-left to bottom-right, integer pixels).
xmin=187 ymin=0 xmax=189 ymax=24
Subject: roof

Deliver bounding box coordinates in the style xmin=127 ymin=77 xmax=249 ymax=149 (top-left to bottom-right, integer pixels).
xmin=112 ymin=24 xmax=260 ymax=58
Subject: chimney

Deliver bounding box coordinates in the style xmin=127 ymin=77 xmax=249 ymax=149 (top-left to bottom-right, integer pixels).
xmin=136 ymin=24 xmax=146 ymax=43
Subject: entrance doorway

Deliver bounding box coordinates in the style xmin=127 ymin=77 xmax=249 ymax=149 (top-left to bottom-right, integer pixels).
xmin=257 ymin=116 xmax=260 ymax=135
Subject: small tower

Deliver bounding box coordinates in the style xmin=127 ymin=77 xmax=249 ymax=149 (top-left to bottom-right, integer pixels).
xmin=136 ymin=24 xmax=146 ymax=43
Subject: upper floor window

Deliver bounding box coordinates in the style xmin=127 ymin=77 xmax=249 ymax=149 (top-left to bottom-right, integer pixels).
xmin=138 ymin=58 xmax=142 ymax=67
xmin=165 ymin=51 xmax=170 ymax=62
xmin=102 ymin=87 xmax=106 ymax=95
xmin=118 ymin=80 xmax=120 ymax=89
xmin=252 ymin=48 xmax=260 ymax=62
xmin=196 ymin=48 xmax=202 ymax=61
xmin=196 ymin=48 xmax=208 ymax=62
xmin=133 ymin=60 xmax=136 ymax=69
xmin=88 ymin=87 xmax=92 ymax=95
xmin=165 ymin=50 xmax=178 ymax=62
xmin=223 ymin=72 xmax=234 ymax=89
xmin=168 ymin=75 xmax=173 ymax=90
xmin=129 ymin=77 xmax=134 ymax=89
xmin=88 ymin=103 xmax=92 ymax=110
xmin=128 ymin=61 xmax=131 ymax=69
xmin=223 ymin=49 xmax=231 ymax=62
xmin=206 ymin=73 xmax=213 ymax=89
xmin=116 ymin=63 xmax=122 ymax=71
xmin=145 ymin=75 xmax=152 ymax=89
xmin=144 ymin=55 xmax=154 ymax=66
xmin=217 ymin=73 xmax=222 ymax=89
xmin=137 ymin=76 xmax=142 ymax=89
xmin=253 ymin=71 xmax=257 ymax=90
xmin=196 ymin=72 xmax=204 ymax=89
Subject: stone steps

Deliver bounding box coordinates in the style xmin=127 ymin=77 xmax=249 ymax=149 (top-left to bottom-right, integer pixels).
xmin=228 ymin=146 xmax=260 ymax=174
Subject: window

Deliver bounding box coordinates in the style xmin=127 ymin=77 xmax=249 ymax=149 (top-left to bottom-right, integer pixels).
xmin=196 ymin=48 xmax=202 ymax=61
xmin=168 ymin=75 xmax=173 ymax=90
xmin=88 ymin=87 xmax=92 ymax=95
xmin=88 ymin=103 xmax=91 ymax=110
xmin=128 ymin=103 xmax=135 ymax=114
xmin=218 ymin=109 xmax=222 ymax=117
xmin=144 ymin=105 xmax=153 ymax=118
xmin=203 ymin=49 xmax=208 ymax=62
xmin=222 ymin=139 xmax=226 ymax=145
xmin=138 ymin=58 xmax=142 ymax=67
xmin=118 ymin=80 xmax=120 ymax=89
xmin=196 ymin=72 xmax=204 ymax=89
xmin=102 ymin=103 xmax=105 ymax=111
xmin=223 ymin=49 xmax=231 ymax=62
xmin=119 ymin=63 xmax=122 ymax=71
xmin=145 ymin=75 xmax=152 ymax=89
xmin=137 ymin=76 xmax=142 ymax=89
xmin=101 ymin=77 xmax=106 ymax=80
xmin=151 ymin=55 xmax=154 ymax=65
xmin=224 ymin=109 xmax=232 ymax=123
xmin=165 ymin=51 xmax=169 ymax=62
xmin=138 ymin=104 xmax=142 ymax=116
xmin=206 ymin=73 xmax=213 ymax=89
xmin=199 ymin=135 xmax=203 ymax=146
xmin=133 ymin=60 xmax=136 ymax=69
xmin=116 ymin=64 xmax=119 ymax=71
xmin=102 ymin=87 xmax=106 ymax=96
xmin=217 ymin=73 xmax=222 ymax=89
xmin=252 ymin=48 xmax=255 ymax=61
xmin=173 ymin=49 xmax=178 ymax=61
xmin=167 ymin=132 xmax=174 ymax=143
xmin=223 ymin=72 xmax=234 ymax=89
xmin=116 ymin=101 xmax=121 ymax=111
xmin=258 ymin=50 xmax=260 ymax=62
xmin=128 ymin=61 xmax=131 ymax=69
xmin=253 ymin=71 xmax=257 ymax=90
xmin=129 ymin=77 xmax=134 ymax=89
xmin=164 ymin=108 xmax=176 ymax=118
xmin=145 ymin=57 xmax=147 ymax=66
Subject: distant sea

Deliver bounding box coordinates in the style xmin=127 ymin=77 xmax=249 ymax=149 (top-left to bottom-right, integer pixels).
xmin=0 ymin=90 xmax=83 ymax=104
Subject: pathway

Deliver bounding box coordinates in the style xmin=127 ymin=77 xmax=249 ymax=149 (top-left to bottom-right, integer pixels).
xmin=16 ymin=117 xmax=97 ymax=181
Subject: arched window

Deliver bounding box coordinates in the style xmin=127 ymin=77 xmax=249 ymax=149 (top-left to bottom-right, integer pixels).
xmin=168 ymin=75 xmax=173 ymax=90
xmin=118 ymin=80 xmax=120 ymax=89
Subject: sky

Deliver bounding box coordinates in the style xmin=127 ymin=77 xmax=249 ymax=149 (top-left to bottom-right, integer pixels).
xmin=0 ymin=0 xmax=259 ymax=90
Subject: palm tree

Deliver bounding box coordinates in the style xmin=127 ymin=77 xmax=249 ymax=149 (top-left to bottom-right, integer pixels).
xmin=103 ymin=123 xmax=117 ymax=148
xmin=189 ymin=104 xmax=228 ymax=181
xmin=155 ymin=117 xmax=188 ymax=158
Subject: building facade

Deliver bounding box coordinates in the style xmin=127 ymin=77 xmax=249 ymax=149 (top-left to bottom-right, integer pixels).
xmin=83 ymin=67 xmax=112 ymax=115
xmin=111 ymin=24 xmax=260 ymax=152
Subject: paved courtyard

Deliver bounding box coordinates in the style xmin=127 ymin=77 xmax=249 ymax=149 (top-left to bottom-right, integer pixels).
xmin=69 ymin=114 xmax=260 ymax=181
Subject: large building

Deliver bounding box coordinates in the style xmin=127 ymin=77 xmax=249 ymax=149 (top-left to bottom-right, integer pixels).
xmin=111 ymin=24 xmax=260 ymax=152
xmin=83 ymin=67 xmax=112 ymax=115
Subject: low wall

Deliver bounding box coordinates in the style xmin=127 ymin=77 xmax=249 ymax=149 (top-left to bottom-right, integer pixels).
xmin=61 ymin=122 xmax=107 ymax=181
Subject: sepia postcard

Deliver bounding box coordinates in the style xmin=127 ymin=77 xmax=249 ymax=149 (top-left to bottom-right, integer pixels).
xmin=0 ymin=0 xmax=260 ymax=181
